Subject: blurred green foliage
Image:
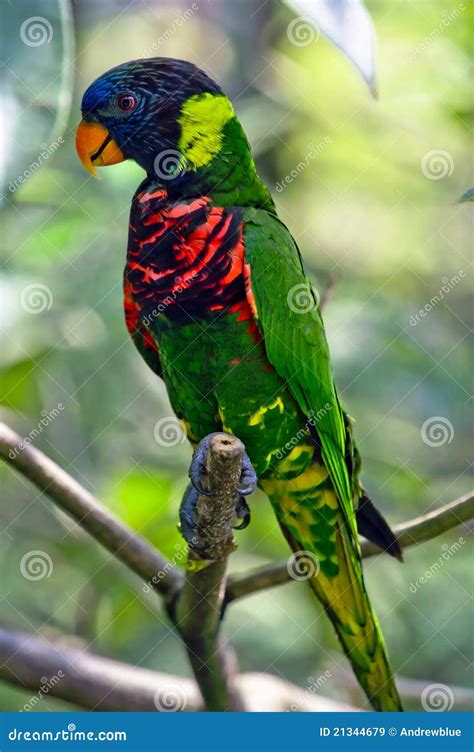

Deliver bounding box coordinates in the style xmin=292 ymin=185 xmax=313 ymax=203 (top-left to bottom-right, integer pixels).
xmin=0 ymin=0 xmax=472 ymax=711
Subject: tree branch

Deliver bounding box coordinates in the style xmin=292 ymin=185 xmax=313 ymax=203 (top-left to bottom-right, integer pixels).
xmin=174 ymin=434 xmax=245 ymax=711
xmin=225 ymin=492 xmax=474 ymax=602
xmin=0 ymin=625 xmax=200 ymax=712
xmin=361 ymin=492 xmax=474 ymax=557
xmin=3 ymin=418 xmax=472 ymax=711
xmin=0 ymin=422 xmax=182 ymax=599
xmin=0 ymin=626 xmax=357 ymax=712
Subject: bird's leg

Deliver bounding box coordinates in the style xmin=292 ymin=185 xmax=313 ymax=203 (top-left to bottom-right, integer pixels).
xmin=179 ymin=433 xmax=257 ymax=549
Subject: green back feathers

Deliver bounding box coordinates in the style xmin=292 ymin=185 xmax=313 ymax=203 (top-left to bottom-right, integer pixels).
xmin=243 ymin=208 xmax=359 ymax=546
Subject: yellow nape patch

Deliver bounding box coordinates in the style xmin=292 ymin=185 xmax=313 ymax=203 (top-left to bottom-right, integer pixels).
xmin=248 ymin=397 xmax=285 ymax=427
xmin=178 ymin=93 xmax=235 ymax=169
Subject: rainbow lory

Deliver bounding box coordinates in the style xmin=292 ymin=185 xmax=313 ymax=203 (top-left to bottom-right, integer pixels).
xmin=76 ymin=58 xmax=403 ymax=711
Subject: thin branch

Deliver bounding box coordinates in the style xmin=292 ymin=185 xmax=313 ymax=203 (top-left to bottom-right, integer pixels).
xmin=0 ymin=422 xmax=182 ymax=599
xmin=361 ymin=492 xmax=474 ymax=557
xmin=174 ymin=434 xmax=245 ymax=711
xmin=226 ymin=492 xmax=474 ymax=602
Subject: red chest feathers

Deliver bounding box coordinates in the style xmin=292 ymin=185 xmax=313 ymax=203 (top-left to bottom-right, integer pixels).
xmin=125 ymin=189 xmax=247 ymax=324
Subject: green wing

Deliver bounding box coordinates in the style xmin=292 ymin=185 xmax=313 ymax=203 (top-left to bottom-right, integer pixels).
xmin=243 ymin=208 xmax=359 ymax=545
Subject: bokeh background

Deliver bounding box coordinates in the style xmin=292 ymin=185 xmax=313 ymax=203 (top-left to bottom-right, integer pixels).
xmin=1 ymin=0 xmax=472 ymax=711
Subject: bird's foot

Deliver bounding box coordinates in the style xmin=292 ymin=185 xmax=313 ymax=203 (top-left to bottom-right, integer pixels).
xmin=237 ymin=451 xmax=258 ymax=497
xmin=180 ymin=433 xmax=257 ymax=550
xmin=178 ymin=483 xmax=203 ymax=551
xmin=189 ymin=433 xmax=257 ymax=498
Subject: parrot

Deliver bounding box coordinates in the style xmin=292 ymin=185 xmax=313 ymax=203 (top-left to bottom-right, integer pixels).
xmin=76 ymin=58 xmax=403 ymax=712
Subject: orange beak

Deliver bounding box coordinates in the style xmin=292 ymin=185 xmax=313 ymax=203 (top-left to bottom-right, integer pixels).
xmin=75 ymin=120 xmax=125 ymax=176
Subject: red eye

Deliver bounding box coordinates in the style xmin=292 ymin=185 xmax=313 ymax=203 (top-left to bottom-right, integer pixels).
xmin=117 ymin=94 xmax=136 ymax=112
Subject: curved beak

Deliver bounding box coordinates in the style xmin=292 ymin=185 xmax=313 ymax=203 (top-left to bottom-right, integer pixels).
xmin=75 ymin=120 xmax=125 ymax=176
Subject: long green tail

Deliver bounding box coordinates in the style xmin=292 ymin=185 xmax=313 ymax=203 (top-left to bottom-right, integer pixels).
xmin=261 ymin=463 xmax=403 ymax=712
